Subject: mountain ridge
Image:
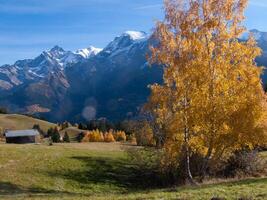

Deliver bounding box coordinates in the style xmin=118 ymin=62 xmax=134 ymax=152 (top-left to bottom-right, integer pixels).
xmin=0 ymin=29 xmax=266 ymax=122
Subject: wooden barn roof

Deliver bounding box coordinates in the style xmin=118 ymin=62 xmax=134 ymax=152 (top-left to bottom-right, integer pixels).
xmin=5 ymin=130 xmax=39 ymax=138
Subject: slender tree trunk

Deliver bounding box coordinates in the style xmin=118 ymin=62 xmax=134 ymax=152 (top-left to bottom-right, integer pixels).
xmin=184 ymin=126 xmax=195 ymax=185
xmin=183 ymin=95 xmax=196 ymax=185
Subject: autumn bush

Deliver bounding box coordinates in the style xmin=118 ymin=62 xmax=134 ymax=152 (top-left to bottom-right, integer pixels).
xmin=80 ymin=130 xmax=104 ymax=142
xmin=104 ymin=131 xmax=115 ymax=143
xmin=81 ymin=131 xmax=90 ymax=143
xmin=134 ymin=122 xmax=155 ymax=147
xmin=88 ymin=129 xmax=104 ymax=142
xmin=78 ymin=129 xmax=129 ymax=143
xmin=113 ymin=130 xmax=127 ymax=142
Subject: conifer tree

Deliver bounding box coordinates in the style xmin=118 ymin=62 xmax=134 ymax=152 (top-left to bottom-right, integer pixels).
xmin=63 ymin=132 xmax=70 ymax=143
xmin=51 ymin=127 xmax=61 ymax=143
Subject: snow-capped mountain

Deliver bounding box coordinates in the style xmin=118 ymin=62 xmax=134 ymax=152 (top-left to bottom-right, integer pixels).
xmin=0 ymin=30 xmax=161 ymax=122
xmin=0 ymin=45 xmax=102 ymax=91
xmin=123 ymin=31 xmax=147 ymax=40
xmin=0 ymin=30 xmax=266 ymax=122
xmin=75 ymin=46 xmax=103 ymax=59
xmin=103 ymin=31 xmax=148 ymax=55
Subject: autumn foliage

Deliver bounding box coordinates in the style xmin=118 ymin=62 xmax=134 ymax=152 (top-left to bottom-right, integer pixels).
xmin=79 ymin=129 xmax=127 ymax=143
xmin=134 ymin=121 xmax=155 ymax=146
xmin=147 ymin=0 xmax=267 ymax=183
xmin=104 ymin=131 xmax=116 ymax=143
xmin=113 ymin=130 xmax=127 ymax=142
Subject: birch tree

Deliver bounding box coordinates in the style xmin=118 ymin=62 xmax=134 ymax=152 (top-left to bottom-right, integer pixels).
xmin=148 ymin=0 xmax=267 ymax=183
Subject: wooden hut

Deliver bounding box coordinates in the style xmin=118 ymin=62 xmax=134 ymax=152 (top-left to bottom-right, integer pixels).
xmin=5 ymin=129 xmax=40 ymax=144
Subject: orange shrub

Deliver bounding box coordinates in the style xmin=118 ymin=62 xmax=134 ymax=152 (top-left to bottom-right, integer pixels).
xmin=104 ymin=131 xmax=115 ymax=143
xmin=88 ymin=129 xmax=104 ymax=142
xmin=113 ymin=131 xmax=127 ymax=142
xmin=81 ymin=131 xmax=90 ymax=142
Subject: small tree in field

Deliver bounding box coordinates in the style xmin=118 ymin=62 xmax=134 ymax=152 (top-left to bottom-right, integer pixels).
xmin=148 ymin=0 xmax=267 ymax=183
xmin=63 ymin=132 xmax=70 ymax=143
xmin=47 ymin=127 xmax=53 ymax=137
xmin=77 ymin=132 xmax=85 ymax=142
xmin=51 ymin=127 xmax=61 ymax=143
xmin=104 ymin=131 xmax=115 ymax=143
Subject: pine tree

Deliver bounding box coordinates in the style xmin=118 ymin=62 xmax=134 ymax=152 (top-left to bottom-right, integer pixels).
xmin=77 ymin=132 xmax=85 ymax=143
xmin=148 ymin=0 xmax=267 ymax=183
xmin=63 ymin=132 xmax=70 ymax=143
xmin=47 ymin=127 xmax=54 ymax=138
xmin=51 ymin=127 xmax=61 ymax=143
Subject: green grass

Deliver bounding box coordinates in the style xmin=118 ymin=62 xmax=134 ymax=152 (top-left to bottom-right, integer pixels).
xmin=0 ymin=143 xmax=266 ymax=200
xmin=0 ymin=114 xmax=55 ymax=132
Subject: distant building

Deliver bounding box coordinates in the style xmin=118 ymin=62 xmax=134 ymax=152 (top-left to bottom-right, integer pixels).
xmin=5 ymin=129 xmax=40 ymax=144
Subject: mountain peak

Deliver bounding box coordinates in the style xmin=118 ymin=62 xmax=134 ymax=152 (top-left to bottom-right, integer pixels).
xmin=50 ymin=45 xmax=65 ymax=53
xmin=75 ymin=46 xmax=103 ymax=58
xmin=123 ymin=31 xmax=147 ymax=40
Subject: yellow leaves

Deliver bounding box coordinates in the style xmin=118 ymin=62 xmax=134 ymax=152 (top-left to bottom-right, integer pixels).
xmin=188 ymin=136 xmax=208 ymax=156
xmin=104 ymin=131 xmax=115 ymax=143
xmin=147 ymin=0 xmax=266 ymax=169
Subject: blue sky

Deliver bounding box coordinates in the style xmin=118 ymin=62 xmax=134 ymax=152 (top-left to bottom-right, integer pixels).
xmin=0 ymin=0 xmax=266 ymax=65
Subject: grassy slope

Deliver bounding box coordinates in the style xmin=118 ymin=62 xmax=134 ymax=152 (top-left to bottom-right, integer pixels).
xmin=0 ymin=143 xmax=266 ymax=200
xmin=0 ymin=114 xmax=55 ymax=132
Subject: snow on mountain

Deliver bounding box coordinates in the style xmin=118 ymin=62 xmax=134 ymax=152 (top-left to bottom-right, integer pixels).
xmin=45 ymin=46 xmax=80 ymax=68
xmin=75 ymin=46 xmax=103 ymax=59
xmin=103 ymin=31 xmax=148 ymax=55
xmin=1 ymin=29 xmax=267 ymax=123
xmin=123 ymin=31 xmax=147 ymax=41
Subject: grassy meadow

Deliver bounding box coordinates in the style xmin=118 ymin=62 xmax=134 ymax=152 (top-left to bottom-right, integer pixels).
xmin=0 ymin=142 xmax=266 ymax=200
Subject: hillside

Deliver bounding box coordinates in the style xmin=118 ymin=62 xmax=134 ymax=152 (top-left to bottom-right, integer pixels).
xmin=0 ymin=114 xmax=55 ymax=132
xmin=59 ymin=127 xmax=84 ymax=142
xmin=0 ymin=143 xmax=266 ymax=200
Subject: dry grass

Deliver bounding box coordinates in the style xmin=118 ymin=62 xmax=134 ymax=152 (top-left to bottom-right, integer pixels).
xmin=0 ymin=114 xmax=55 ymax=132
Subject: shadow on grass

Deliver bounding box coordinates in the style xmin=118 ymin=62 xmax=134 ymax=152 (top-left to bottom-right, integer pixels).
xmin=46 ymin=155 xmax=267 ymax=193
xmin=45 ymin=156 xmax=163 ymax=193
xmin=0 ymin=181 xmax=79 ymax=197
